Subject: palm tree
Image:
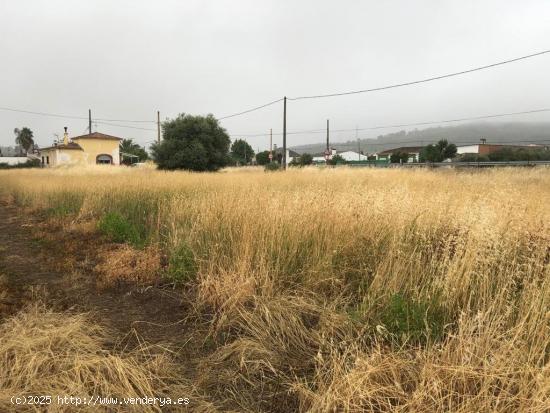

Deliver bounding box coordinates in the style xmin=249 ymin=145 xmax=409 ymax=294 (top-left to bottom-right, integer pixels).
xmin=119 ymin=139 xmax=149 ymax=164
xmin=13 ymin=127 xmax=34 ymax=154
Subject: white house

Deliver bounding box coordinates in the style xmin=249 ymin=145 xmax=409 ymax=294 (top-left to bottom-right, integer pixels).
xmin=337 ymin=150 xmax=369 ymax=162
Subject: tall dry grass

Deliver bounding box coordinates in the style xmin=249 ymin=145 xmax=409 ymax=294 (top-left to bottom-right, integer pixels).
xmin=1 ymin=166 xmax=549 ymax=412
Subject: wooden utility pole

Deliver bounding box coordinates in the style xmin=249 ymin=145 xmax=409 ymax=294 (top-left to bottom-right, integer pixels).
xmin=282 ymin=97 xmax=287 ymax=169
xmin=356 ymin=126 xmax=360 ymax=160
xmin=325 ymin=119 xmax=330 ymax=164
xmin=326 ymin=119 xmax=330 ymax=152
xmin=157 ymin=111 xmax=161 ymax=144
xmin=88 ymin=109 xmax=92 ymax=134
xmin=269 ymin=128 xmax=273 ymax=163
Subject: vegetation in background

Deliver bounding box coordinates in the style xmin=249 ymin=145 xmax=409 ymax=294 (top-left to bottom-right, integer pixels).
xmin=0 ymin=159 xmax=40 ymax=169
xmin=420 ymin=139 xmax=457 ymax=162
xmin=390 ymin=151 xmax=410 ymax=163
xmin=255 ymin=150 xmax=271 ymax=165
xmin=264 ymin=162 xmax=280 ymax=171
xmin=458 ymin=153 xmax=490 ymax=162
xmin=151 ymin=114 xmax=230 ymax=171
xmin=329 ymin=154 xmax=346 ymax=165
xmin=229 ymin=139 xmax=255 ymax=166
xmin=290 ymin=152 xmax=313 ymax=166
xmin=488 ymin=147 xmax=550 ymax=161
xmin=119 ymin=138 xmax=149 ymax=164
xmin=13 ymin=127 xmax=34 ymax=154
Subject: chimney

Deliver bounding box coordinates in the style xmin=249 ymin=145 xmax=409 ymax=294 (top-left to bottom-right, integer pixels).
xmin=63 ymin=127 xmax=68 ymax=145
xmin=480 ymin=137 xmax=487 ymax=145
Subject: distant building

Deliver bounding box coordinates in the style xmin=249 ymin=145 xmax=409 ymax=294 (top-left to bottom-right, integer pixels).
xmin=374 ymin=146 xmax=424 ymax=163
xmin=336 ymin=150 xmax=369 ymax=162
xmin=273 ymin=147 xmax=300 ymax=165
xmin=312 ymin=148 xmax=368 ymax=162
xmin=456 ymin=143 xmax=546 ymax=155
xmin=39 ymin=128 xmax=122 ymax=167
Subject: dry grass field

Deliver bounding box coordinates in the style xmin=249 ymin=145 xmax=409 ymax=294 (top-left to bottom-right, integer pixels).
xmin=0 ymin=166 xmax=549 ymax=412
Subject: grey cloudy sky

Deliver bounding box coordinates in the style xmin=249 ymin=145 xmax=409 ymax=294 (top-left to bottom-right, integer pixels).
xmin=1 ymin=0 xmax=549 ymax=151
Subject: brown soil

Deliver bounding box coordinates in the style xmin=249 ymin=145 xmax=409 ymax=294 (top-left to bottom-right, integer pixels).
xmin=0 ymin=201 xmax=194 ymax=349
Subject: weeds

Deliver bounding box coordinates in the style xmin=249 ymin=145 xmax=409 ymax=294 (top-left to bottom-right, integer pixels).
xmin=166 ymin=242 xmax=197 ymax=283
xmin=97 ymin=212 xmax=144 ymax=247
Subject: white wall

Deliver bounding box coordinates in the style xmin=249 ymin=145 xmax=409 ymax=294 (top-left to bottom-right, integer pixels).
xmin=338 ymin=151 xmax=369 ymax=161
xmin=457 ymin=145 xmax=479 ymax=154
xmin=0 ymin=156 xmax=28 ymax=165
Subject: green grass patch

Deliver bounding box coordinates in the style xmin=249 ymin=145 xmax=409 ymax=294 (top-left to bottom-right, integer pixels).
xmin=380 ymin=293 xmax=446 ymax=345
xmin=166 ymin=242 xmax=197 ymax=283
xmin=97 ymin=212 xmax=144 ymax=248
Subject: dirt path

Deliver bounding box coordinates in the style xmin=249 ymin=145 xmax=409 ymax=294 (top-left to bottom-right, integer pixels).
xmin=0 ymin=201 xmax=192 ymax=348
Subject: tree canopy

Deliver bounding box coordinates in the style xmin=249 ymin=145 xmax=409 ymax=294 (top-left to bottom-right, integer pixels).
xmin=390 ymin=151 xmax=409 ymax=163
xmin=420 ymin=140 xmax=457 ymax=162
xmin=290 ymin=153 xmax=313 ymax=166
xmin=120 ymin=139 xmax=149 ymax=164
xmin=13 ymin=127 xmax=34 ymax=153
xmin=151 ymin=114 xmax=230 ymax=171
xmin=255 ymin=150 xmax=271 ymax=165
xmin=230 ymin=139 xmax=254 ymax=165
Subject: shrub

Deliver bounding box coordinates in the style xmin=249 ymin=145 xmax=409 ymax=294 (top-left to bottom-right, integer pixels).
xmin=166 ymin=243 xmax=197 ymax=283
xmin=264 ymin=162 xmax=281 ymax=171
xmin=329 ymin=154 xmax=346 ymax=165
xmin=97 ymin=212 xmax=143 ymax=247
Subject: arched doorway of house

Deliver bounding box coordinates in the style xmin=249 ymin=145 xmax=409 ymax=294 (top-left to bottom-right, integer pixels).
xmin=96 ymin=154 xmax=113 ymax=165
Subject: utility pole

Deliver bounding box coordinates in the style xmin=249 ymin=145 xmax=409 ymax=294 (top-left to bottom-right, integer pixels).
xmin=157 ymin=111 xmax=161 ymax=144
xmin=326 ymin=119 xmax=330 ymax=152
xmin=283 ymin=97 xmax=287 ymax=170
xmin=356 ymin=125 xmax=360 ymax=161
xmin=269 ymin=128 xmax=273 ymax=163
xmin=88 ymin=109 xmax=92 ymax=134
xmin=325 ymin=119 xmax=330 ymax=164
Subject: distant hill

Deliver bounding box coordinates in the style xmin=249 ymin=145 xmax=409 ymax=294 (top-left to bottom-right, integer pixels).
xmin=291 ymin=122 xmax=550 ymax=154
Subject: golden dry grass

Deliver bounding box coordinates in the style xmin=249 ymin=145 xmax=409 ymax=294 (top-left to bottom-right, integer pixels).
xmin=0 ymin=304 xmax=192 ymax=412
xmin=1 ymin=166 xmax=549 ymax=412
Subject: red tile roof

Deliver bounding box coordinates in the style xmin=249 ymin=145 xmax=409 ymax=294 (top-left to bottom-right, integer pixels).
xmin=70 ymin=132 xmax=122 ymax=141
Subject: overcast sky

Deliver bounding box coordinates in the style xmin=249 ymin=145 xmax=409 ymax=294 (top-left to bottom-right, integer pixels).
xmin=1 ymin=0 xmax=549 ymax=151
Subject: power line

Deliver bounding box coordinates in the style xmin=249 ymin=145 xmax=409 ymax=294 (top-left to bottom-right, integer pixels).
xmin=218 ymin=98 xmax=283 ymax=120
xmin=0 ymin=106 xmax=89 ymax=120
xmin=0 ymin=106 xmax=156 ymax=124
xmin=288 ymin=49 xmax=550 ymax=100
xmin=231 ymin=107 xmax=550 ymax=138
xmin=94 ymin=117 xmax=154 ymax=123
xmin=93 ymin=120 xmax=156 ymax=131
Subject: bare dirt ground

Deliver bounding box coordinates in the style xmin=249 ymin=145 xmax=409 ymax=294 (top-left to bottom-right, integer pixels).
xmin=0 ymin=201 xmax=193 ymax=349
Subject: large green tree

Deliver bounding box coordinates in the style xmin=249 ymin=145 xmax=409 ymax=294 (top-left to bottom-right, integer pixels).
xmin=13 ymin=127 xmax=34 ymax=153
xmin=120 ymin=139 xmax=149 ymax=164
xmin=151 ymin=114 xmax=230 ymax=171
xmin=420 ymin=140 xmax=457 ymax=162
xmin=230 ymin=139 xmax=254 ymax=165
